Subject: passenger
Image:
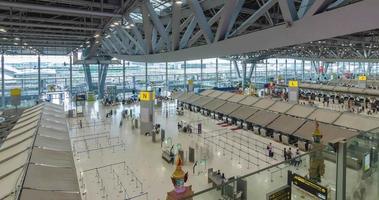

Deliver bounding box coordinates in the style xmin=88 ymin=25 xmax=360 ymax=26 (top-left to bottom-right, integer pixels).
xmin=79 ymin=120 xmax=82 ymax=129
xmin=294 ymin=149 xmax=302 ymax=167
xmin=283 ymin=148 xmax=287 ymax=160
xmin=287 ymin=148 xmax=292 ymax=160
xmin=217 ymin=170 xmax=221 ymax=176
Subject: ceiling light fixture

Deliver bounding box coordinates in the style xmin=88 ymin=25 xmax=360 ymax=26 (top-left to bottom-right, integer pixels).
xmin=14 ymin=37 xmax=20 ymax=41
xmin=94 ymin=34 xmax=100 ymax=38
xmin=0 ymin=28 xmax=6 ymax=33
xmin=175 ymin=0 xmax=183 ymax=4
xmin=105 ymin=35 xmax=111 ymax=38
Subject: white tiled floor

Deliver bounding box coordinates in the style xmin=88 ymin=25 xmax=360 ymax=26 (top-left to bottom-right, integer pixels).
xmin=68 ymin=100 xmax=378 ymax=200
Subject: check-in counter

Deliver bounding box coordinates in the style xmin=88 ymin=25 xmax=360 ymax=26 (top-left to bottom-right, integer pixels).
xmin=253 ymin=126 xmax=260 ymax=134
xmin=242 ymin=122 xmax=248 ymax=130
xmin=260 ymin=128 xmax=267 ymax=136
xmin=273 ymin=132 xmax=281 ymax=142
xmin=282 ymin=135 xmax=289 ymax=145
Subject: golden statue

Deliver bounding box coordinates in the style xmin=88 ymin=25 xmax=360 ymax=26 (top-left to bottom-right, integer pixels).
xmin=171 ymin=155 xmax=188 ymax=194
xmin=308 ymin=120 xmax=325 ymax=183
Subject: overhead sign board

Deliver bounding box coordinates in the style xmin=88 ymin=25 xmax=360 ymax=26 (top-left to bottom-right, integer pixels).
xmin=292 ymin=173 xmax=327 ymax=200
xmin=358 ymin=75 xmax=367 ymax=81
xmin=10 ymin=88 xmax=21 ymax=97
xmin=140 ymin=91 xmax=155 ymax=101
xmin=288 ymin=80 xmax=298 ymax=88
xmin=267 ymin=185 xmax=291 ymax=200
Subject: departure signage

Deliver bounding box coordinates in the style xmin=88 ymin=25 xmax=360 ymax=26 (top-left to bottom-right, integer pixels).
xmin=292 ymin=173 xmax=328 ymax=200
xmin=288 ymin=80 xmax=298 ymax=88
xmin=358 ymin=75 xmax=367 ymax=81
xmin=10 ymin=88 xmax=21 ymax=96
xmin=267 ymin=185 xmax=291 ymax=200
xmin=140 ymin=91 xmax=155 ymax=101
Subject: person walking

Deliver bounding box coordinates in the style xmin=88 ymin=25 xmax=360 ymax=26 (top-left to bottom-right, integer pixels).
xmin=287 ymin=148 xmax=293 ymax=164
xmin=283 ymin=148 xmax=287 ymax=160
xmin=79 ymin=120 xmax=82 ymax=129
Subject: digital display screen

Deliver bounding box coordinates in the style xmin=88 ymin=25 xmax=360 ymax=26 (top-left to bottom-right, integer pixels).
xmin=292 ymin=173 xmax=327 ymax=200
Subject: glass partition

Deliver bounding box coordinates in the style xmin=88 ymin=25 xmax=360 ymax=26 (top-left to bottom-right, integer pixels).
xmin=185 ymin=133 xmax=379 ymax=200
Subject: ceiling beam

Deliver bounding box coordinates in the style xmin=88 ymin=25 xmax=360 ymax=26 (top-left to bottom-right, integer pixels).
xmin=112 ymin=0 xmax=379 ymax=62
xmin=5 ymin=27 xmax=92 ymax=36
xmin=0 ymin=1 xmax=123 ymax=18
xmin=0 ymin=14 xmax=99 ymax=26
xmin=0 ymin=43 xmax=79 ymax=48
xmin=0 ymin=32 xmax=89 ymax=39
xmin=36 ymin=0 xmax=119 ymax=10
xmin=0 ymin=21 xmax=101 ymax=31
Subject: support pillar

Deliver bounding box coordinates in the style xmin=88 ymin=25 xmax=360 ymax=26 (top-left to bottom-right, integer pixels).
xmin=275 ymin=59 xmax=278 ymax=83
xmin=265 ymin=59 xmax=268 ymax=82
xmin=69 ymin=55 xmax=73 ymax=98
xmin=98 ymin=63 xmax=101 ymax=98
xmin=285 ymin=59 xmax=288 ymax=84
xmin=335 ymin=141 xmax=347 ymax=200
xmin=229 ymin=59 xmax=232 ymax=81
xmin=216 ymin=58 xmax=219 ymax=87
xmin=184 ymin=60 xmax=187 ymax=90
xmin=294 ymin=59 xmax=297 ymax=78
xmin=302 ymin=60 xmax=305 ymax=81
xmin=1 ymin=53 xmax=4 ymax=108
xmin=200 ymin=59 xmax=203 ymax=88
xmin=242 ymin=61 xmax=247 ymax=89
xmin=123 ymin=60 xmax=126 ymax=99
xmin=254 ymin=63 xmax=257 ymax=85
xmin=145 ymin=62 xmax=148 ymax=90
xmin=37 ymin=55 xmax=41 ymax=98
xmin=165 ymin=62 xmax=168 ymax=91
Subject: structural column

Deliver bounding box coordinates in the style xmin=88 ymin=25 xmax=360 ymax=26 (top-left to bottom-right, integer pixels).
xmin=242 ymin=60 xmax=247 ymax=89
xmin=336 ymin=141 xmax=347 ymax=200
xmin=302 ymin=60 xmax=305 ymax=81
xmin=183 ymin=60 xmax=187 ymax=90
xmin=145 ymin=61 xmax=148 ymax=90
xmin=123 ymin=60 xmax=126 ymax=99
xmin=165 ymin=62 xmax=168 ymax=92
xmin=275 ymin=59 xmax=278 ymax=83
xmin=294 ymin=59 xmax=297 ymax=78
xmin=1 ymin=53 xmax=5 ymax=108
xmin=229 ymin=60 xmax=232 ymax=82
xmin=200 ymin=59 xmax=203 ymax=87
xmin=215 ymin=58 xmax=219 ymax=87
xmin=254 ymin=63 xmax=257 ymax=85
xmin=98 ymin=63 xmax=101 ymax=98
xmin=38 ymin=55 xmax=41 ymax=98
xmin=265 ymin=59 xmax=268 ymax=82
xmin=285 ymin=59 xmax=288 ymax=84
xmin=69 ymin=55 xmax=73 ymax=99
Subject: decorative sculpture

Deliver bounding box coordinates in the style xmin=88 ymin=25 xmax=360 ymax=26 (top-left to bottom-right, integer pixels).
xmin=308 ymin=120 xmax=326 ymax=183
xmin=171 ymin=155 xmax=188 ymax=194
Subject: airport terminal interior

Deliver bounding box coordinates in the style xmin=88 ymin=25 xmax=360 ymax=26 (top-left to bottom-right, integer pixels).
xmin=1 ymin=0 xmax=379 ymax=200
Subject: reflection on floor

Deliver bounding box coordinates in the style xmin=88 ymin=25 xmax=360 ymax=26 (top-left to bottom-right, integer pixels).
xmin=67 ymin=100 xmax=378 ymax=200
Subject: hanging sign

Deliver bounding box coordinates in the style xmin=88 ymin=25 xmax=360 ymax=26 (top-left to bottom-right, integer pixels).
xmin=358 ymin=75 xmax=367 ymax=81
xmin=140 ymin=91 xmax=155 ymax=101
xmin=288 ymin=80 xmax=298 ymax=88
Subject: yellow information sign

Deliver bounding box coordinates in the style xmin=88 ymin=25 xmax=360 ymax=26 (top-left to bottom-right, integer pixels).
xmin=188 ymin=80 xmax=193 ymax=85
xmin=359 ymin=75 xmax=367 ymax=81
xmin=288 ymin=80 xmax=298 ymax=88
xmin=10 ymin=88 xmax=21 ymax=96
xmin=140 ymin=91 xmax=155 ymax=101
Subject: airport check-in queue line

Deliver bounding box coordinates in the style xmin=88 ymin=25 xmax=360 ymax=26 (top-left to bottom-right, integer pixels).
xmin=182 ymin=111 xmax=301 ymax=170
xmin=79 ymin=161 xmax=146 ymax=200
